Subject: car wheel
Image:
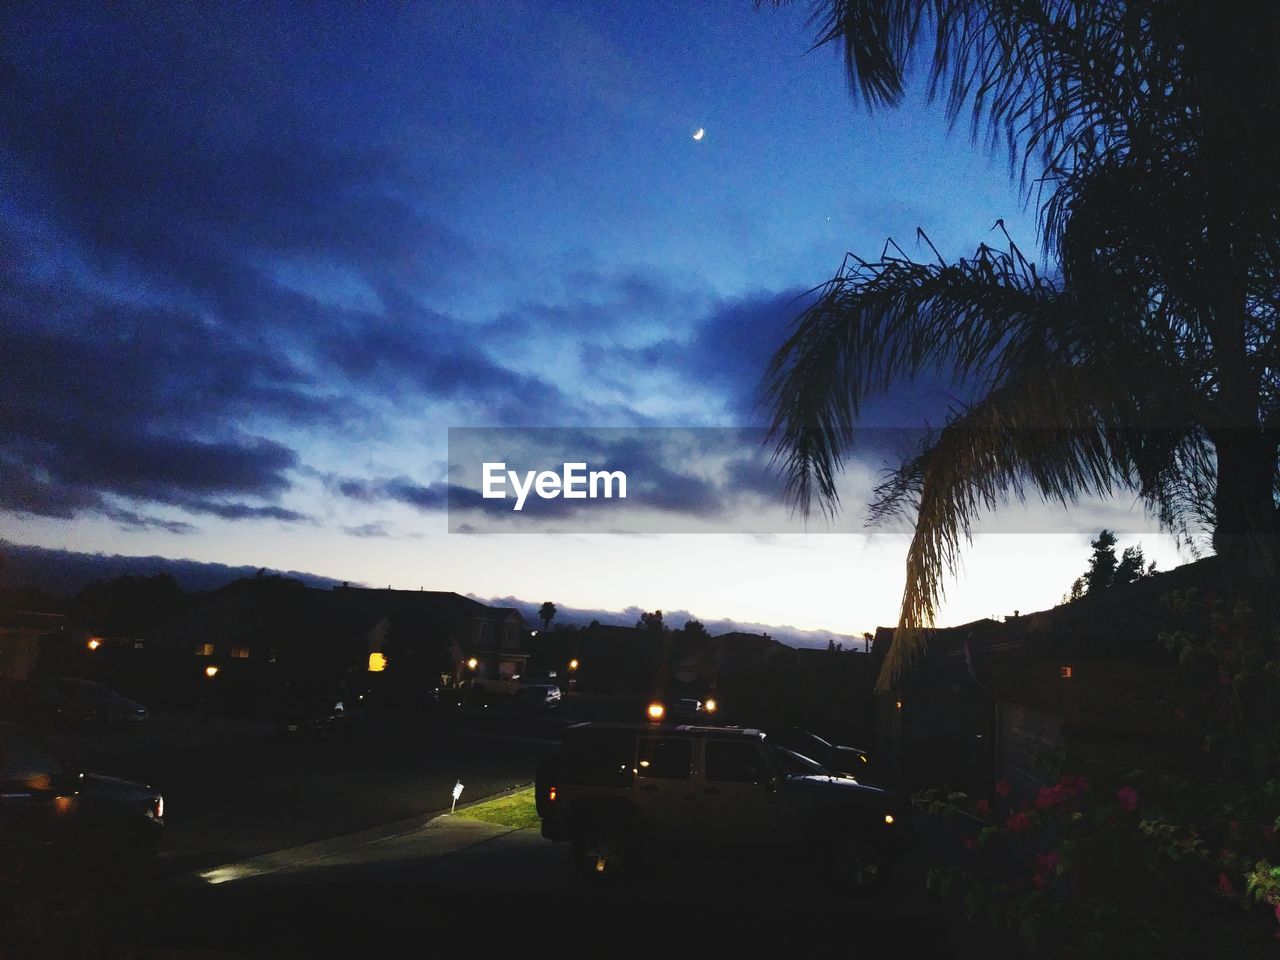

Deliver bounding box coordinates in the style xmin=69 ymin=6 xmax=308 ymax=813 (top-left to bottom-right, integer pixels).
xmin=572 ymin=816 xmax=633 ymax=880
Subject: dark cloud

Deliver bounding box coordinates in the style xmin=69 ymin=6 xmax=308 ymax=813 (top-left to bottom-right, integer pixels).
xmin=0 ymin=4 xmax=582 ymax=528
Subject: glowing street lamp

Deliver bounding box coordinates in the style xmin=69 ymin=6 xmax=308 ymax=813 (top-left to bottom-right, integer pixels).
xmin=205 ymin=665 xmax=219 ymax=679
xmin=568 ymin=658 xmax=579 ymax=671
xmin=86 ymin=638 xmax=102 ymax=652
xmin=466 ymin=658 xmax=479 ymax=671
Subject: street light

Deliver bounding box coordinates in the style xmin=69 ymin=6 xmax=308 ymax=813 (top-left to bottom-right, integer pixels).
xmin=466 ymin=658 xmax=478 ymax=671
xmin=568 ymin=658 xmax=579 ymax=671
xmin=86 ymin=638 xmax=102 ymax=652
xmin=205 ymin=665 xmax=219 ymax=679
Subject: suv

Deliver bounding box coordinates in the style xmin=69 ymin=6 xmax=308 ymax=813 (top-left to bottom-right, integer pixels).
xmin=535 ymin=722 xmax=906 ymax=886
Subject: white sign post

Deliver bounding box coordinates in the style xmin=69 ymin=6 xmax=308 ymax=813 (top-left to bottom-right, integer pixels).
xmin=451 ymin=781 xmax=464 ymax=814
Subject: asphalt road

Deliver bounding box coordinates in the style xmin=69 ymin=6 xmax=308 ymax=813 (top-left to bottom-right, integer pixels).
xmin=149 ymin=813 xmax=957 ymax=958
xmin=13 ymin=704 xmax=965 ymax=957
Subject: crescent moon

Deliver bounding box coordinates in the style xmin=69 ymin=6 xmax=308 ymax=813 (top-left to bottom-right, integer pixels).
xmin=692 ymin=127 xmax=705 ymax=141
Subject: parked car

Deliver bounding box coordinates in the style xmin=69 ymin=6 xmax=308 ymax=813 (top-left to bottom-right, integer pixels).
xmin=0 ymin=721 xmax=164 ymax=864
xmin=41 ymin=678 xmax=150 ymax=728
xmin=513 ymin=683 xmax=562 ymax=710
xmin=469 ymin=675 xmax=562 ymax=708
xmin=764 ymin=727 xmax=874 ymax=780
xmin=536 ymin=722 xmax=907 ymax=887
xmin=279 ymin=689 xmax=359 ymax=738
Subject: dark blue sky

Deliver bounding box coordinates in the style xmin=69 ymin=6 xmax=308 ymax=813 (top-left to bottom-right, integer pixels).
xmin=4 ymin=2 xmax=1155 ymax=633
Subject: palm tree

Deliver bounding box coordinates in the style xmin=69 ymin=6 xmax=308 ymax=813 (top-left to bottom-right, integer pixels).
xmin=538 ymin=601 xmax=556 ymax=632
xmin=765 ymin=2 xmax=1280 ymax=687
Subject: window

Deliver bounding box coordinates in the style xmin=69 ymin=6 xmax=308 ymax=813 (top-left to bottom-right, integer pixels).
xmin=706 ymin=740 xmax=767 ymax=783
xmin=636 ymin=737 xmax=692 ymax=780
xmin=564 ymin=729 xmax=634 ymax=788
xmin=230 ymin=646 xmax=251 ymax=659
xmin=195 ymin=643 xmax=215 ymax=657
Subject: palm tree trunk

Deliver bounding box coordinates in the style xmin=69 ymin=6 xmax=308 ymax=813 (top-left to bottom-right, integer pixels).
xmin=1210 ymin=427 xmax=1280 ymax=585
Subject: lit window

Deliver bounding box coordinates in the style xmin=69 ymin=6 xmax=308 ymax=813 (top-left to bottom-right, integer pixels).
xmin=1060 ymin=665 xmax=1073 ymax=679
xmin=368 ymin=652 xmax=387 ymax=673
xmin=195 ymin=643 xmax=215 ymax=657
xmin=230 ymin=646 xmax=250 ymax=659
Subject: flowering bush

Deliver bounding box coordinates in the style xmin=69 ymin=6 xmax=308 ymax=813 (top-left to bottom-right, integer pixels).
xmin=913 ymin=589 xmax=1280 ymax=958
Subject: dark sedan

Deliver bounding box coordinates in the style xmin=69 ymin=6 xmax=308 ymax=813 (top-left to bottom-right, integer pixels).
xmin=0 ymin=722 xmax=164 ymax=862
xmin=42 ymin=678 xmax=150 ymax=728
xmin=764 ymin=727 xmax=875 ymax=780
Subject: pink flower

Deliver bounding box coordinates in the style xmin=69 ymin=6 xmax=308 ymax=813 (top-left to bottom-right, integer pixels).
xmin=974 ymin=798 xmax=991 ymax=816
xmin=1034 ymin=852 xmax=1060 ymax=873
xmin=1006 ymin=811 xmax=1032 ymax=832
xmin=1117 ymin=786 xmax=1138 ymax=813
xmin=1218 ymin=872 xmax=1234 ymax=896
xmin=995 ymin=780 xmax=1012 ymax=798
xmin=1034 ymin=785 xmax=1066 ymax=810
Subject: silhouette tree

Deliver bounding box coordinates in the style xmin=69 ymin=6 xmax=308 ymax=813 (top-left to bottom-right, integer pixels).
xmin=537 ymin=601 xmax=556 ymax=632
xmin=682 ymin=619 xmax=709 ymax=639
xmin=637 ymin=610 xmax=665 ymax=632
xmin=765 ymin=2 xmax=1280 ymax=686
xmin=1082 ymin=530 xmax=1120 ymax=595
xmin=1115 ymin=544 xmax=1155 ymax=587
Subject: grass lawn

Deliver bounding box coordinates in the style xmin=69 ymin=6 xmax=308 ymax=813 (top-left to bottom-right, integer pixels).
xmin=455 ymin=787 xmax=540 ymax=830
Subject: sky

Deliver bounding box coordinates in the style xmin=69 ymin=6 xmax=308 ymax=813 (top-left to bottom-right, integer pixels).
xmin=0 ymin=1 xmax=1190 ymax=638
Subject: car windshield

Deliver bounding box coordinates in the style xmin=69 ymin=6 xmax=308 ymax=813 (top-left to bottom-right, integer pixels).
xmin=773 ymin=745 xmax=829 ymax=777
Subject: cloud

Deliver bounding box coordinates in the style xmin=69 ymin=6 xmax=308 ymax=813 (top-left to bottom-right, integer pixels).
xmin=0 ymin=6 xmax=589 ymax=528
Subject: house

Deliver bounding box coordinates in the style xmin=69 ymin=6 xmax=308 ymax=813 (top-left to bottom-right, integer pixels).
xmin=149 ymin=577 xmax=526 ymax=712
xmin=0 ymin=609 xmax=68 ymax=679
xmin=872 ymin=559 xmax=1214 ymax=797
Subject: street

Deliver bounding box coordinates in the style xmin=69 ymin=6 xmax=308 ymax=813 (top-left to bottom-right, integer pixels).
xmin=23 ymin=704 xmax=960 ymax=957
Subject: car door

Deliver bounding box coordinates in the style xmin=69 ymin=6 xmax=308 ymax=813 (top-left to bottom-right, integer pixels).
xmin=632 ymin=735 xmax=696 ymax=839
xmin=697 ymin=738 xmax=781 ymax=848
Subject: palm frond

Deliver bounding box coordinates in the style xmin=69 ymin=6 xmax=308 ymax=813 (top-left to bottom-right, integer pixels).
xmin=871 ymin=361 xmax=1134 ymax=689
xmin=765 ymin=235 xmax=1058 ymax=518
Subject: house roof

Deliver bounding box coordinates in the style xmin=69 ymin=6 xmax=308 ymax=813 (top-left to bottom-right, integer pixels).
xmin=873 ymin=557 xmax=1223 ymax=685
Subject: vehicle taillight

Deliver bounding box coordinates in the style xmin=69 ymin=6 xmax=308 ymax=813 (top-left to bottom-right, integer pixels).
xmin=548 ymin=785 xmax=557 ymax=803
